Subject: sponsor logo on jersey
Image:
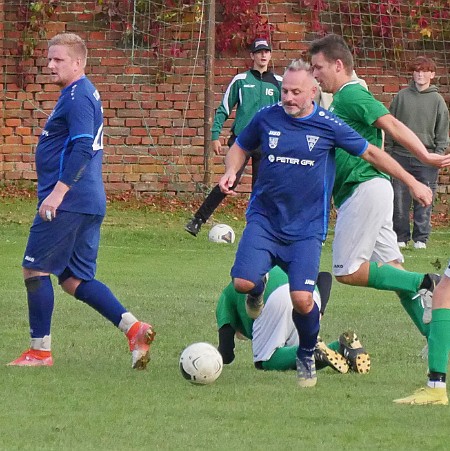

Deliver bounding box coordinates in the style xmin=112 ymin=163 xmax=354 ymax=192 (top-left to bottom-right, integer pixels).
xmin=24 ymin=255 xmax=35 ymax=262
xmin=267 ymin=155 xmax=315 ymax=166
xmin=305 ymin=279 xmax=315 ymax=286
xmin=269 ymin=130 xmax=281 ymax=136
xmin=306 ymin=135 xmax=319 ymax=152
xmin=243 ymin=84 xmax=255 ymax=88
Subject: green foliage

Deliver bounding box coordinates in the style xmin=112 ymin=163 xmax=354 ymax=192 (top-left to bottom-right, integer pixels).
xmin=1 ymin=198 xmax=450 ymax=449
xmin=299 ymin=0 xmax=450 ymax=66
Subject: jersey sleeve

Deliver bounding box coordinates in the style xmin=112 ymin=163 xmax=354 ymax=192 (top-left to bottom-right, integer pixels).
xmin=211 ymin=74 xmax=242 ymax=140
xmin=334 ymin=121 xmax=369 ymax=157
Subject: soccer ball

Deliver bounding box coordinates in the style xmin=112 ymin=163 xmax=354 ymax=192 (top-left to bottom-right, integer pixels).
xmin=208 ymin=224 xmax=235 ymax=244
xmin=179 ymin=342 xmax=223 ymax=385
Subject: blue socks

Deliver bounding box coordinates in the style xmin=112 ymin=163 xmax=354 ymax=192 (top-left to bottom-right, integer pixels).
xmin=74 ymin=279 xmax=127 ymax=326
xmin=292 ymin=302 xmax=320 ymax=359
xmin=25 ymin=276 xmax=54 ymax=338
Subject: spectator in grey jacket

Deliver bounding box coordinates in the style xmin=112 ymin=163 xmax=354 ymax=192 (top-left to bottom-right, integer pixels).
xmin=386 ymin=56 xmax=449 ymax=249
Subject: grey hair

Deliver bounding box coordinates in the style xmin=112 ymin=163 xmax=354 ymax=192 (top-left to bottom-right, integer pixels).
xmin=284 ymin=59 xmax=318 ymax=86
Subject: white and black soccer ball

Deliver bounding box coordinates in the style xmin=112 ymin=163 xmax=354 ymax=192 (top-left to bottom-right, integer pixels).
xmin=179 ymin=342 xmax=223 ymax=385
xmin=208 ymin=224 xmax=235 ymax=244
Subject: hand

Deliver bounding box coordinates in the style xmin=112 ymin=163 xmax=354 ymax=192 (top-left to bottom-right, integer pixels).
xmin=38 ymin=186 xmax=66 ymax=221
xmin=409 ymin=181 xmax=433 ymax=207
xmin=421 ymin=152 xmax=450 ymax=168
xmin=212 ymin=140 xmax=222 ymax=155
xmin=219 ymin=172 xmax=237 ymax=195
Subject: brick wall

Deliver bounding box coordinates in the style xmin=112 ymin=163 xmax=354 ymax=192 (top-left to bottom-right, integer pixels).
xmin=0 ymin=0 xmax=449 ymax=213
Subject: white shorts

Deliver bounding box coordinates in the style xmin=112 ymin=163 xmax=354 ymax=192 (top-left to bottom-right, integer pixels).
xmin=251 ymin=284 xmax=321 ymax=362
xmin=445 ymin=260 xmax=450 ymax=278
xmin=332 ymin=178 xmax=404 ymax=276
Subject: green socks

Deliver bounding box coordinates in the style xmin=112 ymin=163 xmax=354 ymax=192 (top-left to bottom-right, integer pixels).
xmin=428 ymin=309 xmax=450 ymax=374
xmin=367 ymin=261 xmax=424 ymax=293
xmin=399 ymin=292 xmax=430 ymax=337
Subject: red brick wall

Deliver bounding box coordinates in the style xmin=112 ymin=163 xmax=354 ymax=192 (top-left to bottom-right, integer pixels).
xmin=0 ymin=0 xmax=449 ymax=212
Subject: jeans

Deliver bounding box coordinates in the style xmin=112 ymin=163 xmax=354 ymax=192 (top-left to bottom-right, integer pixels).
xmin=195 ymin=134 xmax=261 ymax=223
xmin=391 ymin=153 xmax=438 ymax=244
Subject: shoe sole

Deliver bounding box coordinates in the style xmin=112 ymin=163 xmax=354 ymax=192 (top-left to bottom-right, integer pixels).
xmin=184 ymin=226 xmax=198 ymax=237
xmin=314 ymin=342 xmax=349 ymax=374
xmin=339 ymin=333 xmax=371 ymax=374
xmin=298 ymin=377 xmax=317 ymax=388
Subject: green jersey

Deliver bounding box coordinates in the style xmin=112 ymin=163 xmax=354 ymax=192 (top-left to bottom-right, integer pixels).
xmin=329 ymin=82 xmax=390 ymax=208
xmin=211 ymin=69 xmax=282 ymax=141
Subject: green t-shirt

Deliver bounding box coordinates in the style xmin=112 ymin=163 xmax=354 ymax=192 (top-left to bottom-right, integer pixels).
xmin=329 ymin=82 xmax=390 ymax=208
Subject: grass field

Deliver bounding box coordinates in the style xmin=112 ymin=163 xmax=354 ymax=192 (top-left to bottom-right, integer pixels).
xmin=1 ymin=196 xmax=450 ymax=450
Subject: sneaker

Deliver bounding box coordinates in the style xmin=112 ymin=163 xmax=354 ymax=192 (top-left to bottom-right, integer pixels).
xmin=7 ymin=349 xmax=53 ymax=367
xmin=126 ymin=322 xmax=156 ymax=370
xmin=418 ymin=273 xmax=441 ymax=324
xmin=393 ymin=386 xmax=448 ymax=405
xmin=314 ymin=338 xmax=349 ymax=374
xmin=414 ymin=241 xmax=427 ymax=249
xmin=296 ymin=355 xmax=317 ymax=388
xmin=338 ymin=331 xmax=371 ymax=373
xmin=397 ymin=241 xmax=407 ymax=248
xmin=185 ymin=217 xmax=203 ymax=236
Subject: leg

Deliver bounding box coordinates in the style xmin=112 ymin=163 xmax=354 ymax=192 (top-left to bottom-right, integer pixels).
xmin=411 ymin=163 xmax=438 ymax=245
xmin=394 ymin=264 xmax=450 ymax=405
xmin=391 ymin=153 xmax=413 ymax=244
xmin=185 ymin=152 xmax=251 ymax=236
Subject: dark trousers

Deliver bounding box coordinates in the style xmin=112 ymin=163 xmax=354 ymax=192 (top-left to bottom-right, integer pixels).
xmin=195 ymin=135 xmax=261 ymax=223
xmin=391 ymin=153 xmax=439 ymax=244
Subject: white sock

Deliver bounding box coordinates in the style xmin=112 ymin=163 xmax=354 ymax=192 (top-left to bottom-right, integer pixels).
xmin=427 ymin=380 xmax=446 ymax=389
xmin=118 ymin=312 xmax=138 ymax=333
xmin=30 ymin=335 xmax=51 ymax=351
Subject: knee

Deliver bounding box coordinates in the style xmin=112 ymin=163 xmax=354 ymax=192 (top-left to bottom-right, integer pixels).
xmin=233 ymin=278 xmax=254 ymax=294
xmin=60 ymin=277 xmax=82 ymax=296
xmin=291 ymin=293 xmax=314 ymax=314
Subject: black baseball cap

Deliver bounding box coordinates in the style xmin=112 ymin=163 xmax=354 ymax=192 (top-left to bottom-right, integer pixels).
xmin=250 ymin=38 xmax=272 ymax=53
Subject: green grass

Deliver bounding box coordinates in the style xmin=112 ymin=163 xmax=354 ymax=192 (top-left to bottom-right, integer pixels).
xmin=1 ymin=197 xmax=450 ymax=450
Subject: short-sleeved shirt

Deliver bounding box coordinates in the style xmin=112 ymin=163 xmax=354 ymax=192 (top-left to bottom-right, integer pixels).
xmin=35 ymin=76 xmax=106 ymax=215
xmin=236 ymin=102 xmax=368 ymax=241
xmin=329 ymin=82 xmax=390 ymax=208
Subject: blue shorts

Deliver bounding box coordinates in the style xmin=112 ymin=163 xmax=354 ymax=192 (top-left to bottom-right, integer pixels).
xmin=231 ymin=219 xmax=322 ymax=292
xmin=22 ymin=211 xmax=103 ymax=281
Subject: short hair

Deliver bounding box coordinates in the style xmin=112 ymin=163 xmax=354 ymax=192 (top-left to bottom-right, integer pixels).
xmin=48 ymin=33 xmax=87 ymax=66
xmin=284 ymin=59 xmax=318 ymax=87
xmin=309 ymin=34 xmax=354 ymax=74
xmin=409 ymin=56 xmax=436 ymax=73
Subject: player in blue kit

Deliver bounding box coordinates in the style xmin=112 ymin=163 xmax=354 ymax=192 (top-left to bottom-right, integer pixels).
xmin=219 ymin=59 xmax=432 ymax=388
xmin=7 ymin=33 xmax=155 ymax=369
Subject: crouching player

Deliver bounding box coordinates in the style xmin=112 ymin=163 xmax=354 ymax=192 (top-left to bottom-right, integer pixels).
xmin=216 ymin=266 xmax=370 ymax=374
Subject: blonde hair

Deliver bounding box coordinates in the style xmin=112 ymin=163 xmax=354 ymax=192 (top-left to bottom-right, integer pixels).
xmin=48 ymin=33 xmax=87 ymax=67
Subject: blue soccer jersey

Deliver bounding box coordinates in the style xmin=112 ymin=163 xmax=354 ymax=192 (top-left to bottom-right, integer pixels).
xmin=236 ymin=102 xmax=368 ymax=241
xmin=35 ymin=76 xmax=106 ymax=215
